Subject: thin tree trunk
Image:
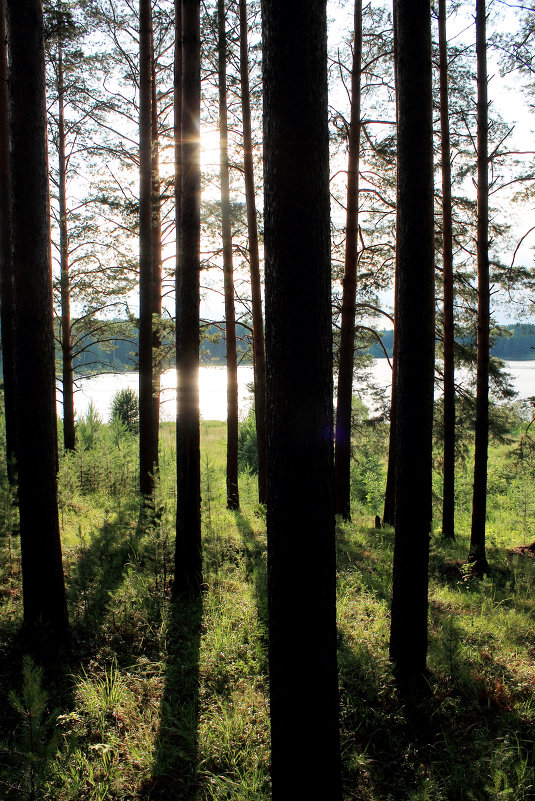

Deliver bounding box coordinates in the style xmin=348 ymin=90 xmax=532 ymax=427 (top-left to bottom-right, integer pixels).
xmin=469 ymin=0 xmax=490 ymax=574
xmin=151 ymin=31 xmax=162 ymax=476
xmin=174 ymin=0 xmax=202 ymax=597
xmin=0 ymin=0 xmax=16 ymax=481
xmin=439 ymin=0 xmax=455 ymax=540
xmin=334 ymin=0 xmax=362 ymax=521
xmin=58 ymin=43 xmax=75 ymax=453
xmin=383 ymin=0 xmax=399 ymax=529
xmin=383 ymin=300 xmax=398 ymax=526
xmin=389 ymin=0 xmax=435 ymax=685
xmin=6 ymin=0 xmax=69 ymax=643
xmin=139 ymin=0 xmax=157 ymax=499
xmin=238 ymin=0 xmax=267 ymax=504
xmin=218 ymin=0 xmax=239 ymax=510
xmin=262 ymin=0 xmax=341 ymax=796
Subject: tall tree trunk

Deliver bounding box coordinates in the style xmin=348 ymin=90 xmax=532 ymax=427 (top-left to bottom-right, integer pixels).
xmin=389 ymin=0 xmax=435 ymax=685
xmin=238 ymin=0 xmax=267 ymax=504
xmin=334 ymin=0 xmax=362 ymax=521
xmin=151 ymin=30 xmax=162 ymax=478
xmin=469 ymin=0 xmax=490 ymax=574
xmin=218 ymin=0 xmax=239 ymax=510
xmin=382 ymin=312 xmax=397 ymax=526
xmin=439 ymin=0 xmax=455 ymax=540
xmin=0 ymin=0 xmax=16 ymax=482
xmin=58 ymin=43 xmax=75 ymax=453
xmin=262 ymin=1 xmax=341 ymax=796
xmin=139 ymin=0 xmax=157 ymax=499
xmin=174 ymin=0 xmax=202 ymax=598
xmin=6 ymin=0 xmax=69 ymax=642
xmin=383 ymin=0 xmax=399 ymax=529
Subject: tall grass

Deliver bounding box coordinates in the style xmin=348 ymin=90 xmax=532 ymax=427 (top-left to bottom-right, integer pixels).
xmin=0 ymin=411 xmax=534 ymax=799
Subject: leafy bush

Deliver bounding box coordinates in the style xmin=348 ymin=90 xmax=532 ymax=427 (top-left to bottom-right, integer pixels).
xmin=110 ymin=388 xmax=139 ymax=435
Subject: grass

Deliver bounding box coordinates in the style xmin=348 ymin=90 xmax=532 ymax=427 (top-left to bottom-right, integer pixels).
xmin=0 ymin=414 xmax=535 ymax=799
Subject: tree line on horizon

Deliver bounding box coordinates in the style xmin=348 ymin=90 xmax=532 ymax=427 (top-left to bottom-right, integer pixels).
xmin=2 ymin=0 xmax=535 ymax=797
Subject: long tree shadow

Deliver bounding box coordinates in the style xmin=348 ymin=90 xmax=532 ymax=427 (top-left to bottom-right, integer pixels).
xmin=65 ymin=500 xmax=158 ymax=657
xmin=144 ymin=596 xmax=202 ymax=800
xmin=235 ymin=510 xmax=268 ymax=634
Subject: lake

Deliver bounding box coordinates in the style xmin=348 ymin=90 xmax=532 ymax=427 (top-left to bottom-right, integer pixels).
xmin=63 ymin=359 xmax=535 ymax=423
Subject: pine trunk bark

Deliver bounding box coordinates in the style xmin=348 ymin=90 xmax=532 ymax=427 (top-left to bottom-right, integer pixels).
xmin=334 ymin=0 xmax=362 ymax=521
xmin=383 ymin=302 xmax=398 ymax=526
xmin=469 ymin=0 xmax=490 ymax=574
xmin=58 ymin=44 xmax=76 ymax=453
xmin=139 ymin=0 xmax=157 ymax=499
xmin=383 ymin=0 xmax=399 ymax=529
xmin=151 ymin=34 xmax=162 ymax=478
xmin=0 ymin=0 xmax=16 ymax=481
xmin=439 ymin=0 xmax=455 ymax=540
xmin=389 ymin=0 xmax=435 ymax=685
xmin=218 ymin=0 xmax=239 ymax=510
xmin=6 ymin=0 xmax=69 ymax=642
xmin=174 ymin=0 xmax=202 ymax=597
xmin=262 ymin=1 xmax=341 ymax=796
xmin=238 ymin=0 xmax=267 ymax=504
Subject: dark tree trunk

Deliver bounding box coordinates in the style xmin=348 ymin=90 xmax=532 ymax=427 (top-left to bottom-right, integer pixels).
xmin=0 ymin=0 xmax=16 ymax=481
xmin=218 ymin=0 xmax=239 ymax=510
xmin=262 ymin=1 xmax=341 ymax=796
xmin=439 ymin=0 xmax=455 ymax=540
xmin=389 ymin=0 xmax=435 ymax=685
xmin=58 ymin=44 xmax=75 ymax=453
xmin=469 ymin=0 xmax=490 ymax=575
xmin=238 ymin=0 xmax=267 ymax=505
xmin=383 ymin=0 xmax=399 ymax=530
xmin=6 ymin=0 xmax=69 ymax=642
xmin=334 ymin=0 xmax=362 ymax=521
xmin=139 ymin=0 xmax=157 ymax=499
xmin=174 ymin=0 xmax=202 ymax=598
xmin=383 ymin=305 xmax=398 ymax=527
xmin=151 ymin=28 xmax=162 ymax=465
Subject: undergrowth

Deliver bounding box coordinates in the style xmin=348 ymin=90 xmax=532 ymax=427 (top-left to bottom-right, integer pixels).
xmin=0 ymin=413 xmax=534 ymax=799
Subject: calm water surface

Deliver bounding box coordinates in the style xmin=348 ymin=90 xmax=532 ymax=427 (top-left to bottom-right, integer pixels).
xmin=64 ymin=359 xmax=535 ymax=423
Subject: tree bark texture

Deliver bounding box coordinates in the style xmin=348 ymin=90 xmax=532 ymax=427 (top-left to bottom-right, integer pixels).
xmin=218 ymin=0 xmax=240 ymax=510
xmin=439 ymin=0 xmax=455 ymax=540
xmin=389 ymin=0 xmax=435 ymax=683
xmin=0 ymin=0 xmax=16 ymax=481
xmin=174 ymin=0 xmax=202 ymax=597
xmin=262 ymin=1 xmax=341 ymax=796
xmin=334 ymin=0 xmax=362 ymax=521
xmin=139 ymin=0 xmax=157 ymax=499
xmin=151 ymin=29 xmax=162 ymax=466
xmin=238 ymin=0 xmax=267 ymax=505
xmin=469 ymin=0 xmax=490 ymax=574
xmin=58 ymin=44 xmax=76 ymax=453
xmin=6 ymin=0 xmax=69 ymax=640
xmin=382 ymin=291 xmax=398 ymax=527
xmin=382 ymin=0 xmax=399 ymax=530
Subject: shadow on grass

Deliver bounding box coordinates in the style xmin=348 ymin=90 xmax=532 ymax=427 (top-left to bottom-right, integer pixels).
xmin=336 ymin=522 xmax=394 ymax=603
xmin=65 ymin=500 xmax=159 ymax=657
xmin=336 ymin=523 xmax=535 ymax=799
xmin=143 ymin=596 xmax=202 ymax=800
xmin=235 ymin=510 xmax=268 ymax=632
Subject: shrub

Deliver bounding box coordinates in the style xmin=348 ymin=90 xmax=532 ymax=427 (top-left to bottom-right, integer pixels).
xmin=110 ymin=388 xmax=139 ymax=435
xmin=238 ymin=406 xmax=258 ymax=474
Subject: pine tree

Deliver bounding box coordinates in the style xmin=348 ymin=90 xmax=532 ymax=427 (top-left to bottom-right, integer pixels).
xmin=218 ymin=0 xmax=239 ymax=510
xmin=6 ymin=0 xmax=69 ymax=644
xmin=389 ymin=0 xmax=435 ymax=685
xmin=174 ymin=0 xmax=202 ymax=597
xmin=262 ymin=0 xmax=341 ymax=795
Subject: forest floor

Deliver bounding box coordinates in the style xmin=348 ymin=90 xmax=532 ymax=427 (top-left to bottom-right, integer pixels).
xmin=1 ymin=419 xmax=535 ymax=800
